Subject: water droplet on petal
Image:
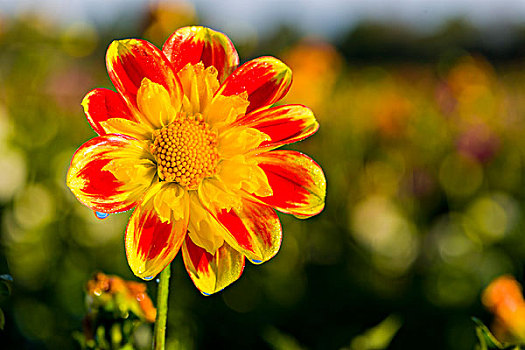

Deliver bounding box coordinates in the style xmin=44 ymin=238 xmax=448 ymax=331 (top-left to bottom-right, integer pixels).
xmin=95 ymin=211 xmax=109 ymax=219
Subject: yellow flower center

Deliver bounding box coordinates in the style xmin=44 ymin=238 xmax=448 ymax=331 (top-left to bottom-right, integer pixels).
xmin=150 ymin=113 xmax=219 ymax=190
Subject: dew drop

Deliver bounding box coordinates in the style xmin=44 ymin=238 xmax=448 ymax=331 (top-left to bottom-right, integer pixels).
xmin=95 ymin=211 xmax=109 ymax=220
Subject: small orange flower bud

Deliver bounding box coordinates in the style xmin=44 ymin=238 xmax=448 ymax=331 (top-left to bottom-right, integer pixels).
xmin=86 ymin=272 xmax=156 ymax=323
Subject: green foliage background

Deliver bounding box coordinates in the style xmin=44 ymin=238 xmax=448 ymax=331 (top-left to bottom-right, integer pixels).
xmin=2 ymin=5 xmax=525 ymax=350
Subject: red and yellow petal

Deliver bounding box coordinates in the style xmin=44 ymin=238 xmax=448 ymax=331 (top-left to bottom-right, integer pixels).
xmin=250 ymin=150 xmax=326 ymax=218
xmin=106 ymin=38 xmax=183 ymax=112
xmin=216 ymin=56 xmax=292 ymax=114
xmin=67 ymin=134 xmax=155 ymax=213
xmin=182 ymin=238 xmax=244 ymax=295
xmin=125 ymin=184 xmax=190 ymax=280
xmin=199 ymin=185 xmax=282 ymax=264
xmin=236 ymin=104 xmax=319 ymax=151
xmin=82 ymin=88 xmax=136 ymax=136
xmin=162 ymin=26 xmax=239 ymax=83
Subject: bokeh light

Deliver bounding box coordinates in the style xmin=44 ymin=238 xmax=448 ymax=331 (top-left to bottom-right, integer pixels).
xmin=2 ymin=1 xmax=525 ymax=349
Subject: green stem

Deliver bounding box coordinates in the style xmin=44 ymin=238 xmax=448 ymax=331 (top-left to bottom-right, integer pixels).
xmin=153 ymin=264 xmax=171 ymax=350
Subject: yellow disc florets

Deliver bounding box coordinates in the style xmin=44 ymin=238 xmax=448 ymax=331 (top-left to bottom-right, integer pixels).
xmin=150 ymin=113 xmax=219 ymax=190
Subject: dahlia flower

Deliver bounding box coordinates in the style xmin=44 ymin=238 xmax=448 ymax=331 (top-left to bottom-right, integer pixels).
xmin=67 ymin=26 xmax=326 ymax=295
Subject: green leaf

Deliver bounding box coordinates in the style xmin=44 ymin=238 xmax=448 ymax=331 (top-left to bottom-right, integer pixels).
xmin=263 ymin=326 xmax=305 ymax=350
xmin=348 ymin=315 xmax=403 ymax=350
xmin=473 ymin=317 xmax=505 ymax=349
xmin=0 ymin=308 xmax=4 ymax=330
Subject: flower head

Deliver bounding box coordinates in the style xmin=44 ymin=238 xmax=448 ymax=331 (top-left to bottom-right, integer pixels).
xmin=67 ymin=26 xmax=326 ymax=295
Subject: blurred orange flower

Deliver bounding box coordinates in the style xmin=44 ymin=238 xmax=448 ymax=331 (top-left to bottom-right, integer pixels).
xmin=87 ymin=272 xmax=156 ymax=323
xmin=282 ymin=39 xmax=342 ymax=112
xmin=482 ymin=275 xmax=525 ymax=342
xmin=143 ymin=0 xmax=197 ymax=44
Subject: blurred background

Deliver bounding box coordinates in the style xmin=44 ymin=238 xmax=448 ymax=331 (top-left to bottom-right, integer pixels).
xmin=2 ymin=0 xmax=525 ymax=349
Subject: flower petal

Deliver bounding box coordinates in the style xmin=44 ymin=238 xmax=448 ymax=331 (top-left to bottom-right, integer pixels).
xmin=217 ymin=126 xmax=269 ymax=158
xmin=187 ymin=193 xmax=225 ymax=254
xmin=216 ymin=56 xmax=292 ymax=114
xmin=81 ymin=88 xmax=136 ymax=136
xmin=177 ymin=63 xmax=220 ymax=115
xmin=100 ymin=118 xmax=154 ymax=140
xmin=106 ymin=39 xmax=183 ymax=112
xmin=250 ymin=150 xmax=326 ymax=218
xmin=125 ymin=183 xmax=189 ymax=280
xmin=136 ymin=78 xmax=178 ymax=128
xmin=182 ymin=238 xmax=245 ymax=295
xmin=199 ymin=183 xmax=282 ymax=264
xmin=205 ymin=92 xmax=249 ymax=129
xmin=215 ymin=156 xmax=272 ymax=198
xmin=162 ymin=26 xmax=239 ymax=82
xmin=67 ymin=134 xmax=155 ymax=213
xmin=236 ymin=104 xmax=319 ymax=151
